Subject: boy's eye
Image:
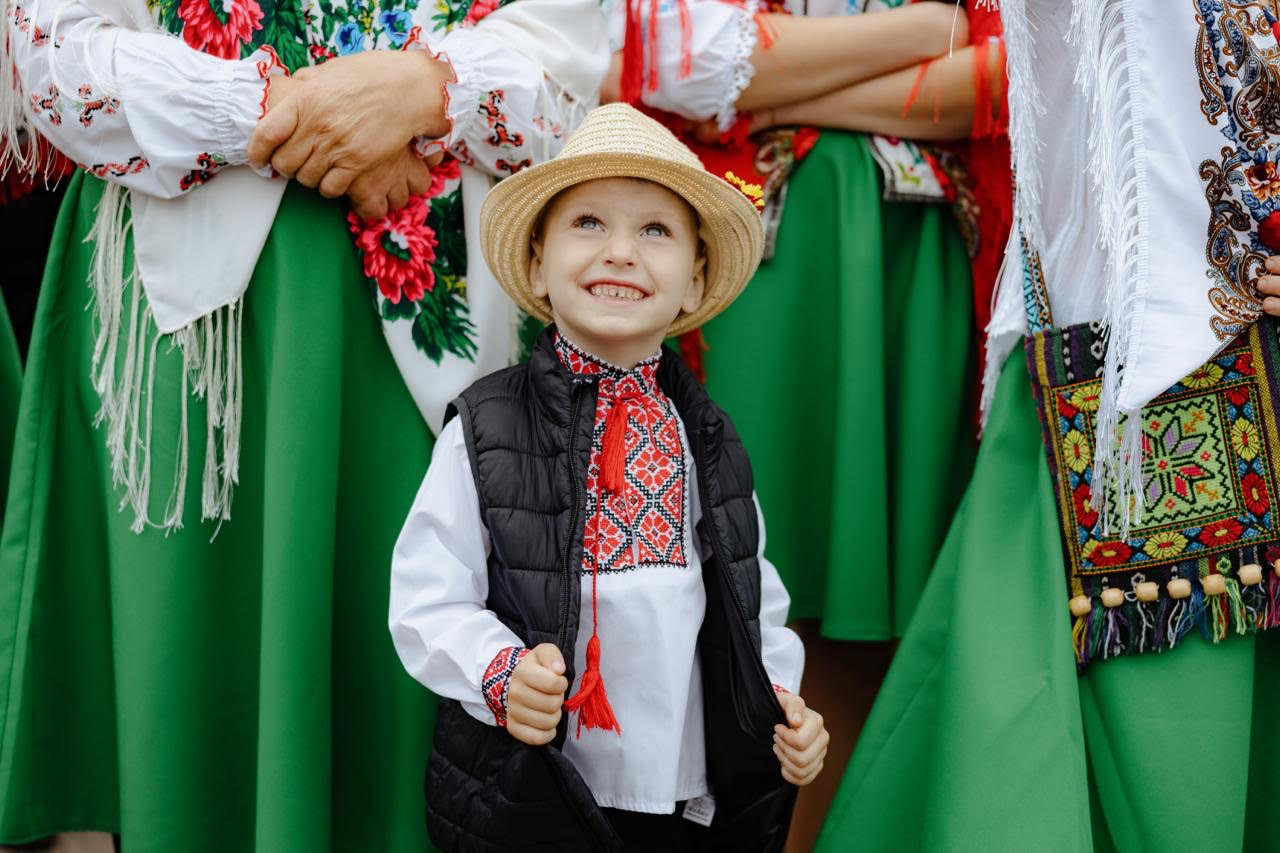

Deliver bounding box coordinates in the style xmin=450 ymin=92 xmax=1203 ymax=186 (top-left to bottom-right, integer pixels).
xmin=642 ymin=222 xmax=671 ymax=237
xmin=573 ymin=215 xmax=603 ymax=230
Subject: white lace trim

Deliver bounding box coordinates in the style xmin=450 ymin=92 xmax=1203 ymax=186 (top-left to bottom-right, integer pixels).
xmin=714 ymin=0 xmax=759 ymax=133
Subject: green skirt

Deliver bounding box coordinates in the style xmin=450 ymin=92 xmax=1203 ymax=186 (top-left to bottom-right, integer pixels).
xmin=0 ymin=292 xmax=20 ymax=517
xmin=0 ymin=175 xmax=438 ymax=851
xmin=817 ymin=353 xmax=1280 ymax=852
xmin=702 ymin=132 xmax=975 ymax=640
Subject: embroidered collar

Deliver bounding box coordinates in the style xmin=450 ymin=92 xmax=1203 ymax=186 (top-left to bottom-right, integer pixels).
xmin=553 ymin=332 xmax=661 ymax=392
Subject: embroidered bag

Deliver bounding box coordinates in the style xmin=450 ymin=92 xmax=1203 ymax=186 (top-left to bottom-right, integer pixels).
xmin=1022 ymin=248 xmax=1280 ymax=671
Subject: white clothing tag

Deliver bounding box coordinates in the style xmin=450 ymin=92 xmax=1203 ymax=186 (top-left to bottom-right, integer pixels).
xmin=682 ymin=795 xmax=716 ymax=827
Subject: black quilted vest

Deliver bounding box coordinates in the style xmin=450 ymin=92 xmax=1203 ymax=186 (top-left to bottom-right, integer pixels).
xmin=423 ymin=329 xmax=796 ymax=852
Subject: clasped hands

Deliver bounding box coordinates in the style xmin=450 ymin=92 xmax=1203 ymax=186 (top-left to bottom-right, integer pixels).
xmin=506 ymin=643 xmax=829 ymax=787
xmin=247 ymin=49 xmax=454 ymax=222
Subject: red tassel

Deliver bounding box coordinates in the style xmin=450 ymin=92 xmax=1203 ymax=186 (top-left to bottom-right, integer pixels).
xmin=600 ymin=398 xmax=630 ymax=494
xmin=677 ymin=0 xmax=692 ymax=80
xmin=621 ymin=0 xmax=644 ymax=104
xmin=563 ymin=635 xmax=622 ymax=737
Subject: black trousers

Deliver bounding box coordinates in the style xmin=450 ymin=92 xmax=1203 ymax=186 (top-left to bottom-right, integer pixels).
xmin=602 ymin=805 xmax=710 ymax=852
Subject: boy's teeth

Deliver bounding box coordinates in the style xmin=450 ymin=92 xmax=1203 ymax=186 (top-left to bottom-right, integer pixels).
xmin=590 ymin=284 xmax=643 ymax=301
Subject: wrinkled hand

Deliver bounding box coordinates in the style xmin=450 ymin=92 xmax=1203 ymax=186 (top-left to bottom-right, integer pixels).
xmin=1258 ymin=256 xmax=1280 ymax=317
xmin=346 ymin=145 xmax=440 ymax=222
xmin=248 ymin=50 xmax=454 ymax=197
xmin=773 ymin=693 xmax=828 ymax=786
xmin=506 ymin=643 xmax=569 ymax=746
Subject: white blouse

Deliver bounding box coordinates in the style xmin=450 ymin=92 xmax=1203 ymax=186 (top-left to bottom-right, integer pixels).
xmin=389 ymin=415 xmax=804 ymax=814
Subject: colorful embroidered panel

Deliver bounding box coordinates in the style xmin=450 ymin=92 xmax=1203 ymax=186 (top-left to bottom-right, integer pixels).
xmin=1026 ymin=316 xmax=1280 ymax=670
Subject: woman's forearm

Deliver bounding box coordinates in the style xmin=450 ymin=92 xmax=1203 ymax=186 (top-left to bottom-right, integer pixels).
xmin=755 ymin=45 xmax=998 ymax=142
xmin=734 ymin=4 xmax=969 ymax=112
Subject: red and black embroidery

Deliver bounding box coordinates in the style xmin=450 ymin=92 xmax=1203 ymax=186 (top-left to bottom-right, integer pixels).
xmin=494 ymin=158 xmax=530 ymax=175
xmin=31 ymin=84 xmax=60 ymax=125
xmin=178 ymin=152 xmax=229 ymax=191
xmin=482 ymin=646 xmax=529 ymax=727
xmin=555 ymin=335 xmax=689 ymax=576
xmin=478 ymin=89 xmax=524 ymax=149
xmin=76 ymin=85 xmax=120 ymax=128
xmin=84 ymin=155 xmax=148 ymax=178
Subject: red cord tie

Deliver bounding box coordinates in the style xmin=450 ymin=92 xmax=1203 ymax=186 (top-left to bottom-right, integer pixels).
xmin=564 ymin=387 xmax=642 ymax=737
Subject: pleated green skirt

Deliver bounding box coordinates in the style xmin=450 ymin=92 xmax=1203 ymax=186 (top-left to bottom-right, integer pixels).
xmin=817 ymin=353 xmax=1280 ymax=852
xmin=0 ymin=292 xmax=21 ymax=517
xmin=702 ymin=131 xmax=975 ymax=640
xmin=0 ymin=174 xmax=438 ymax=852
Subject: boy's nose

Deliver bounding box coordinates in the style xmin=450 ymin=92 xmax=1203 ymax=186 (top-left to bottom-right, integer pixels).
xmin=602 ymin=234 xmax=638 ymax=268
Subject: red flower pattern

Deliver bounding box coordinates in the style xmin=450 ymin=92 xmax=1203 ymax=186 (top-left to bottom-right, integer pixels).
xmin=1198 ymin=518 xmax=1244 ymax=547
xmin=1242 ymin=472 xmax=1270 ymax=517
xmin=1072 ymin=483 xmax=1098 ymax=531
xmin=465 ymin=0 xmax=501 ymax=25
xmin=349 ymin=195 xmax=437 ymax=304
xmin=179 ymin=0 xmax=263 ymax=60
xmin=1087 ymin=540 xmax=1133 ymax=567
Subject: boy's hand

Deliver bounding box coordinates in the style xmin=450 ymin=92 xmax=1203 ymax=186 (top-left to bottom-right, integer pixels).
xmin=506 ymin=643 xmax=569 ymax=746
xmin=1259 ymin=256 xmax=1280 ymax=317
xmin=773 ymin=692 xmax=828 ymax=786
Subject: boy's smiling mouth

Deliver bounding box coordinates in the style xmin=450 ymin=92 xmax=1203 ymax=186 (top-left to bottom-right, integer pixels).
xmin=585 ymin=279 xmax=651 ymax=302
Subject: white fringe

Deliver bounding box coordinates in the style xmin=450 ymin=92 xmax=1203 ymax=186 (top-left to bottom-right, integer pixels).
xmin=87 ymin=185 xmax=243 ymax=535
xmin=1070 ymin=0 xmax=1149 ymax=536
xmin=977 ymin=0 xmax=1043 ymax=428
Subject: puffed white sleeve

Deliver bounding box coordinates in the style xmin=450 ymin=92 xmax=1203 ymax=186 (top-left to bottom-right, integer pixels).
xmin=10 ymin=0 xmax=280 ymax=197
xmin=604 ymin=0 xmax=760 ymax=131
xmin=390 ymin=417 xmax=529 ymax=726
xmin=754 ymin=494 xmax=804 ymax=694
xmin=408 ymin=21 xmax=581 ymax=177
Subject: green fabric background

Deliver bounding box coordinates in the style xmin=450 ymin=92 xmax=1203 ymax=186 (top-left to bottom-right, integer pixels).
xmin=0 ymin=175 xmax=438 ymax=851
xmin=703 ymin=131 xmax=975 ymax=641
xmin=818 ymin=353 xmax=1280 ymax=852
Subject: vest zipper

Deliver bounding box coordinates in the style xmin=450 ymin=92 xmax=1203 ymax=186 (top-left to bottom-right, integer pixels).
xmin=556 ymin=382 xmax=587 ymax=651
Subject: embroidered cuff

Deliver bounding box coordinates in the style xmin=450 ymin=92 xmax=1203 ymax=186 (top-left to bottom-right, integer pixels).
xmin=772 ymin=683 xmax=789 ymax=694
xmin=402 ymin=25 xmax=481 ymax=161
xmin=482 ymin=646 xmax=530 ymax=727
xmin=220 ymin=46 xmax=287 ymax=173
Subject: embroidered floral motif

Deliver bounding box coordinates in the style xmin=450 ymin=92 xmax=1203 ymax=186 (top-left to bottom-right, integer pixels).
xmin=1193 ymin=1 xmax=1280 ymax=340
xmin=494 ymin=157 xmax=530 ymax=175
xmin=478 ymin=89 xmax=525 ymax=150
xmin=30 ymin=85 xmax=60 ymax=125
xmin=85 ymin=155 xmax=149 ymax=178
xmin=555 ymin=335 xmax=690 ymax=575
xmin=348 ymin=156 xmax=477 ymax=364
xmin=482 ymin=646 xmax=529 ymax=727
xmin=75 ymin=84 xmax=120 ymax=127
xmin=178 ymin=152 xmax=229 ymax=191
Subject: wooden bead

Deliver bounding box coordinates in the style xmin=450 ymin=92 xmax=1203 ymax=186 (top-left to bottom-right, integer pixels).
xmin=1272 ymin=558 xmax=1280 ymax=576
xmin=1135 ymin=581 xmax=1160 ymax=602
xmin=1069 ymin=595 xmax=1093 ymax=617
xmin=1168 ymin=578 xmax=1193 ymax=599
xmin=1202 ymin=573 xmax=1227 ymax=596
xmin=1239 ymin=564 xmax=1264 ymax=586
xmin=1100 ymin=588 xmax=1125 ymax=608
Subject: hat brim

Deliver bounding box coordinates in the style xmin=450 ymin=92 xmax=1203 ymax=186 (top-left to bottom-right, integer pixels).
xmin=479 ymin=151 xmax=764 ymax=338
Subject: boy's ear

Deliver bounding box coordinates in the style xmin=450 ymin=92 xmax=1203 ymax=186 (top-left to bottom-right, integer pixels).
xmin=681 ymin=248 xmax=707 ymax=315
xmin=530 ymin=237 xmax=548 ymax=299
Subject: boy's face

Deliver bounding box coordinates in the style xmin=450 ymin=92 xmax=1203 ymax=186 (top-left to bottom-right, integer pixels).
xmin=530 ymin=177 xmax=706 ymax=362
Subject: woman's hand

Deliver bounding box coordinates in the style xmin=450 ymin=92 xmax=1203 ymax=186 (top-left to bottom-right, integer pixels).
xmin=505 ymin=643 xmax=569 ymax=746
xmin=346 ymin=146 xmax=443 ymax=222
xmin=248 ymin=50 xmax=454 ymax=194
xmin=774 ymin=692 xmax=828 ymax=787
xmin=1258 ymin=256 xmax=1280 ymax=316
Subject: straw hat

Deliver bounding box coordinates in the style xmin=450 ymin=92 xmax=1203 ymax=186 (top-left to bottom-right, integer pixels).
xmin=479 ymin=103 xmax=764 ymax=336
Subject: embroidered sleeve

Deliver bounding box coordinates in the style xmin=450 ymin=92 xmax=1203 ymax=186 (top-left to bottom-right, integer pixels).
xmin=406 ymin=22 xmax=585 ymax=176
xmin=606 ymin=0 xmax=760 ymax=132
xmin=482 ymin=646 xmax=531 ymax=727
xmin=772 ymin=683 xmax=789 ymax=694
xmin=9 ymin=1 xmax=280 ymax=198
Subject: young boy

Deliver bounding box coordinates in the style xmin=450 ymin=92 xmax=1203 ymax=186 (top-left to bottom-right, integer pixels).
xmin=389 ymin=103 xmax=827 ymax=852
